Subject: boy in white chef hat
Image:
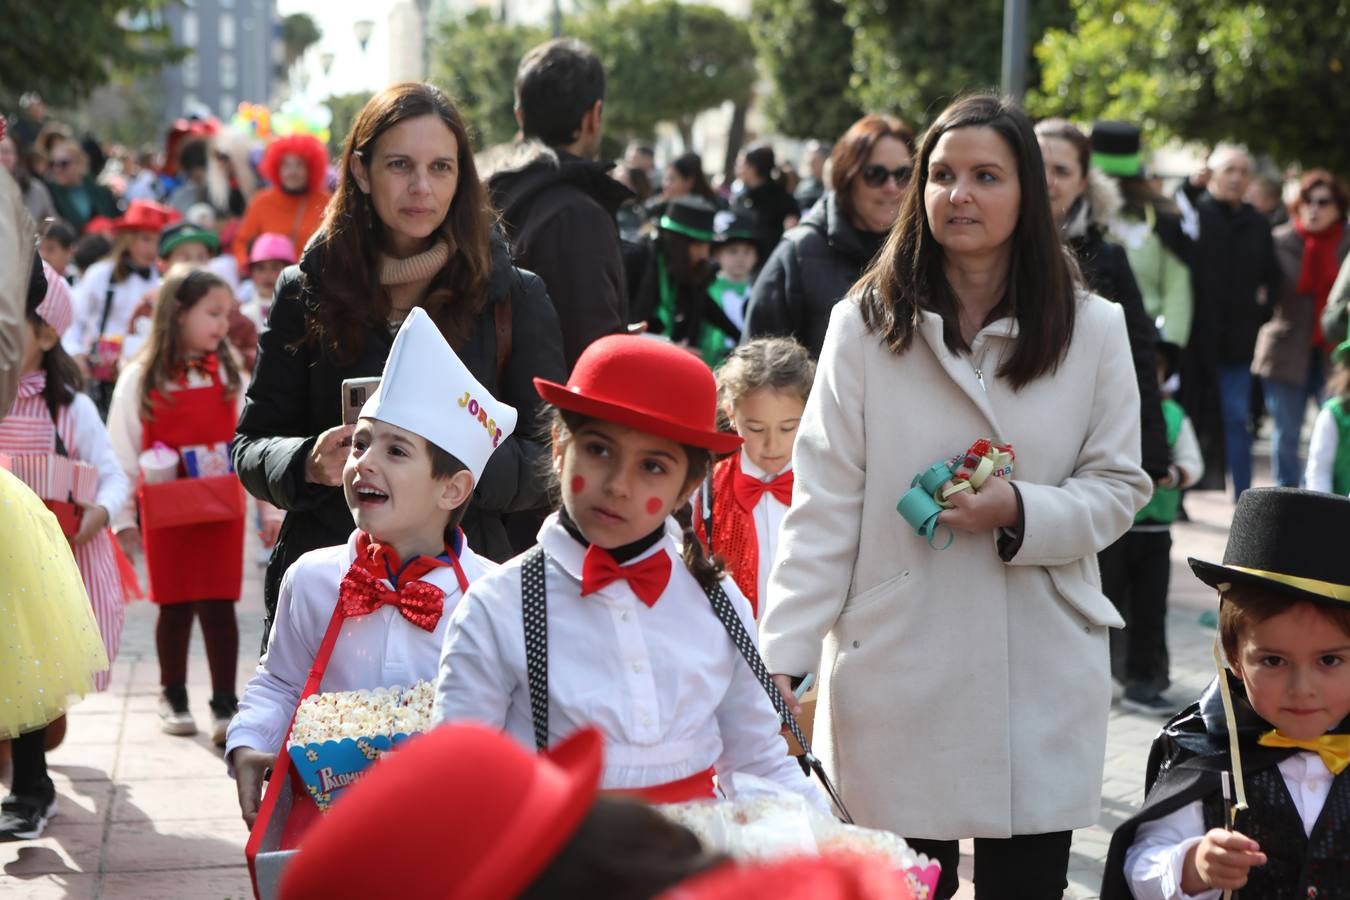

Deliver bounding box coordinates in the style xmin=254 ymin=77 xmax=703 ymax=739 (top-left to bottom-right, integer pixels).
xmin=226 ymin=308 xmax=517 ymax=830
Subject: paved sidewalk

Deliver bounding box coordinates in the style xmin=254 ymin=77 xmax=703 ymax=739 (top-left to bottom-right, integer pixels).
xmin=2 ymin=474 xmax=1250 ymax=899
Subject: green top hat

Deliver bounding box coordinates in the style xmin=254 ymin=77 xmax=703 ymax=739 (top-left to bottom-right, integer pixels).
xmin=1090 ymin=121 xmax=1143 ymax=178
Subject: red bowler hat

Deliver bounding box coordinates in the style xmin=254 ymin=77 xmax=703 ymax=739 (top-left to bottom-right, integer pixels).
xmin=660 ymin=855 xmax=917 ymax=900
xmin=113 ymin=200 xmax=179 ymax=234
xmin=534 ymin=334 xmax=743 ymax=454
xmin=277 ymin=724 xmax=604 ymax=900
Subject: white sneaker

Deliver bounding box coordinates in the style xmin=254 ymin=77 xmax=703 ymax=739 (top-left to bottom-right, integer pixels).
xmin=159 ymin=694 xmax=198 ymax=737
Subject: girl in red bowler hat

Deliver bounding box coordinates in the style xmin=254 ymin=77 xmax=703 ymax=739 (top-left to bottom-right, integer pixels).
xmin=64 ymin=199 xmax=178 ymax=416
xmin=278 ymin=723 xmax=727 ymax=900
xmin=694 ymin=337 xmax=814 ymax=620
xmin=434 ymin=334 xmax=829 ymax=809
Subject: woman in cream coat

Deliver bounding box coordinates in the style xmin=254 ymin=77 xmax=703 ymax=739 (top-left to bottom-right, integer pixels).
xmin=761 ymin=96 xmax=1151 ymax=899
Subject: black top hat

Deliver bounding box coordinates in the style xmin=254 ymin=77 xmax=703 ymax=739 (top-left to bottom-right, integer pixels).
xmin=1189 ymin=488 xmax=1350 ymax=607
xmin=712 ymin=209 xmax=757 ymax=245
xmin=659 ymin=197 xmax=717 ymax=242
xmin=1090 ymin=121 xmax=1143 ymax=177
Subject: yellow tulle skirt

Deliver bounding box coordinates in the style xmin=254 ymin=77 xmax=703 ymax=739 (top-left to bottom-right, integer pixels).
xmin=0 ymin=469 xmax=109 ymax=739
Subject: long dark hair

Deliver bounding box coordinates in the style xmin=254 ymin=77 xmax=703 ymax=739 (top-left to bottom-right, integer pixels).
xmin=138 ymin=266 xmax=244 ymax=419
xmin=857 ymin=94 xmax=1078 ymax=390
xmin=670 ymin=153 xmax=718 ymax=204
xmin=305 ymin=83 xmax=493 ymax=365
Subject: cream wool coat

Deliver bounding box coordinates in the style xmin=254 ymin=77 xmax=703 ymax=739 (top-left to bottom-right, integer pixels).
xmin=759 ymin=293 xmax=1152 ymax=840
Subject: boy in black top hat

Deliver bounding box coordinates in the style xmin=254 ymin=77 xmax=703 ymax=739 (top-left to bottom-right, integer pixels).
xmin=1101 ymin=488 xmax=1350 ymax=899
xmin=703 ymin=209 xmax=758 ymax=367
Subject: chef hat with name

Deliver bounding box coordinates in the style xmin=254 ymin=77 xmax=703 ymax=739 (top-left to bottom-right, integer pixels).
xmin=359 ymin=307 xmax=517 ymax=483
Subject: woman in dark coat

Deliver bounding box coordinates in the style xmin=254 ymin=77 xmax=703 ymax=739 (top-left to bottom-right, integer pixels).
xmin=744 ymin=115 xmax=914 ymax=358
xmin=732 ymin=144 xmax=800 ymax=265
xmin=233 ymin=83 xmax=565 ymax=649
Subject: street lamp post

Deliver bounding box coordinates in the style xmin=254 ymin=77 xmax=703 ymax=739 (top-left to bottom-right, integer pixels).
xmin=353 ymin=19 xmax=375 ymax=54
xmin=1001 ymin=0 xmax=1028 ymax=101
xmin=415 ymin=0 xmax=431 ymax=81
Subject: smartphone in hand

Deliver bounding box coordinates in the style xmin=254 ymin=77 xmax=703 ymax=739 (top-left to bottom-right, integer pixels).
xmin=341 ymin=377 xmax=381 ymax=430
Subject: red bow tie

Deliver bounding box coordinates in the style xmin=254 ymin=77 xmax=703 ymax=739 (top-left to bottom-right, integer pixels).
xmin=580 ymin=545 xmax=672 ymax=608
xmin=733 ymin=467 xmax=794 ymax=512
xmin=338 ymin=562 xmax=445 ymax=631
xmin=178 ymin=353 xmax=220 ymax=383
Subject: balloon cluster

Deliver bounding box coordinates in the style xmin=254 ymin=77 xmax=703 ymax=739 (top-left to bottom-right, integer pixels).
xmin=270 ymin=99 xmax=334 ymax=148
xmin=231 ymin=102 xmax=273 ymax=140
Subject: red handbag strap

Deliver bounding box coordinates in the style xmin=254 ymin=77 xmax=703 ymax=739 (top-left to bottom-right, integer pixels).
xmin=245 ymin=600 xmax=346 ymax=897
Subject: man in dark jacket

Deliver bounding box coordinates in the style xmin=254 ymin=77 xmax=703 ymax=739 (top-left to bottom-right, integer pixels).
xmin=1176 ymin=146 xmax=1282 ymax=497
xmin=488 ymin=38 xmax=633 ymax=371
xmin=744 ymin=191 xmax=886 ymax=359
xmin=626 ymin=198 xmax=723 ymax=353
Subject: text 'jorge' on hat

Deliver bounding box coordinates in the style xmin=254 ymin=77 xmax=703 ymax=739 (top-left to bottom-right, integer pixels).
xmin=660 ymin=197 xmax=718 ymax=243
xmin=1090 ymin=121 xmax=1143 ymax=178
xmin=1188 ymin=488 xmax=1350 ymax=607
xmin=277 ymin=724 xmax=605 ymax=900
xmin=359 ymin=307 xmax=518 ymax=483
xmin=534 ymin=334 xmax=743 ymax=455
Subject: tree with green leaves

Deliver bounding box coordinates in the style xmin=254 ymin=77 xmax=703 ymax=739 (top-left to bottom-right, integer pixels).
xmin=430 ymin=10 xmax=546 ymax=149
xmin=1030 ymin=0 xmax=1350 ymax=172
xmin=749 ymin=0 xmax=862 ymax=142
xmin=839 ymin=0 xmax=1070 ymax=128
xmin=323 ymin=91 xmax=374 ymax=156
xmin=281 ymin=13 xmax=323 ymax=73
xmin=575 ymin=0 xmax=757 ymax=145
xmin=3 ymin=0 xmax=185 ymax=110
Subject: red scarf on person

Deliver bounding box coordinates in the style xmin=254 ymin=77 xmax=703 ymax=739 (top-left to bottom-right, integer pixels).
xmin=1295 ymin=219 xmax=1346 ymax=348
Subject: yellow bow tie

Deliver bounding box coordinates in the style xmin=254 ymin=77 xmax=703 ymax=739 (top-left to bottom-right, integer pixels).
xmin=1257 ymin=730 xmax=1350 ymax=775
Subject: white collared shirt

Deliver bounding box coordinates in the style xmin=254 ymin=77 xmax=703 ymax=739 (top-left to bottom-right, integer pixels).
xmin=226 ymin=530 xmax=494 ymax=766
xmin=1125 ymin=751 xmax=1336 ymax=900
xmin=433 ymin=513 xmax=826 ymax=807
xmin=738 ymin=451 xmax=791 ymax=612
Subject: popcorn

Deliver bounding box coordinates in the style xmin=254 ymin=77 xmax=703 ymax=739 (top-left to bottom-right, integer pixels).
xmin=286 ymin=682 xmax=435 ymax=811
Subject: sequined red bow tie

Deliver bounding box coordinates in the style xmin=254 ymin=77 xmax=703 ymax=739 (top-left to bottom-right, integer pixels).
xmin=178 ymin=353 xmax=220 ymax=383
xmin=732 ymin=468 xmax=794 ymax=512
xmin=338 ymin=562 xmax=445 ymax=631
xmin=580 ymin=545 xmax=672 ymax=608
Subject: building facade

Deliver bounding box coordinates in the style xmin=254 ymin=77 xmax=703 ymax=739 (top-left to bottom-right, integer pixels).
xmin=160 ymin=0 xmax=280 ymax=124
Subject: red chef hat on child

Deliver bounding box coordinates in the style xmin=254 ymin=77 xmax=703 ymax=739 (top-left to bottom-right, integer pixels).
xmin=278 ymin=724 xmax=603 ymax=900
xmin=534 ymin=334 xmax=743 ymax=454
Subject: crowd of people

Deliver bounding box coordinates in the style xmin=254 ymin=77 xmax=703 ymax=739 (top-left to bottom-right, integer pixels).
xmin=3 ymin=31 xmax=1350 ymax=900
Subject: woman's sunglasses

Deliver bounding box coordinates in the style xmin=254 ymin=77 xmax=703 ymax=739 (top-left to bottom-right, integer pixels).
xmin=860 ymin=163 xmax=913 ymax=188
xmin=1303 ymin=195 xmax=1336 ymax=209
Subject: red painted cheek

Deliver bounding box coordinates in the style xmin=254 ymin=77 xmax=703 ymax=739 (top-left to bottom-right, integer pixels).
xmin=645 ymin=497 xmax=664 ymax=515
xmin=570 ymin=476 xmax=586 ymax=494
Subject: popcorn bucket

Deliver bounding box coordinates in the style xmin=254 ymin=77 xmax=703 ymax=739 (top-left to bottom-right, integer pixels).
xmin=138 ymin=443 xmax=180 ymax=484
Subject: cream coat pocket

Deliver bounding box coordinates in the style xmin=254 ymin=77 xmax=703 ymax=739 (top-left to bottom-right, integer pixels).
xmin=1047 ymin=558 xmax=1124 ymax=628
xmin=833 ymin=569 xmax=915 ymax=635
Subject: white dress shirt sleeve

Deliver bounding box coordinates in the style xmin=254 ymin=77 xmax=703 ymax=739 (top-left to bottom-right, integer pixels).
xmin=1305 ymin=406 xmax=1339 ymax=494
xmin=68 ymin=392 xmax=130 ymax=517
xmin=225 ymin=562 xmax=322 ymax=771
xmin=713 ymin=578 xmax=831 ymax=812
xmin=433 ymin=577 xmax=516 ymax=731
xmin=104 ymin=359 xmax=144 ymax=533
xmin=1124 ymin=799 xmax=1219 ymax=900
xmin=63 ymin=265 xmax=102 ymax=357
xmin=1172 ymin=415 xmax=1204 ymax=490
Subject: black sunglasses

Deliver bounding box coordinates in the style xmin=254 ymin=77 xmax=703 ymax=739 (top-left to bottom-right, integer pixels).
xmin=51 ymin=159 xmax=73 ymax=169
xmin=1304 ymin=195 xmax=1336 ymax=209
xmin=860 ymin=163 xmax=913 ymax=188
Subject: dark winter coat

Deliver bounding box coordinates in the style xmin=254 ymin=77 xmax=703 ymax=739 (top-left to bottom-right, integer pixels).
xmin=733 ymin=180 xmax=800 ymax=265
xmin=1071 ymin=225 xmax=1170 ymax=480
xmin=488 ymin=144 xmax=632 ymax=370
xmin=233 ymin=236 xmax=566 ymax=646
xmin=743 ymin=192 xmax=885 ymax=358
xmin=1176 ymin=188 xmax=1282 ymax=490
